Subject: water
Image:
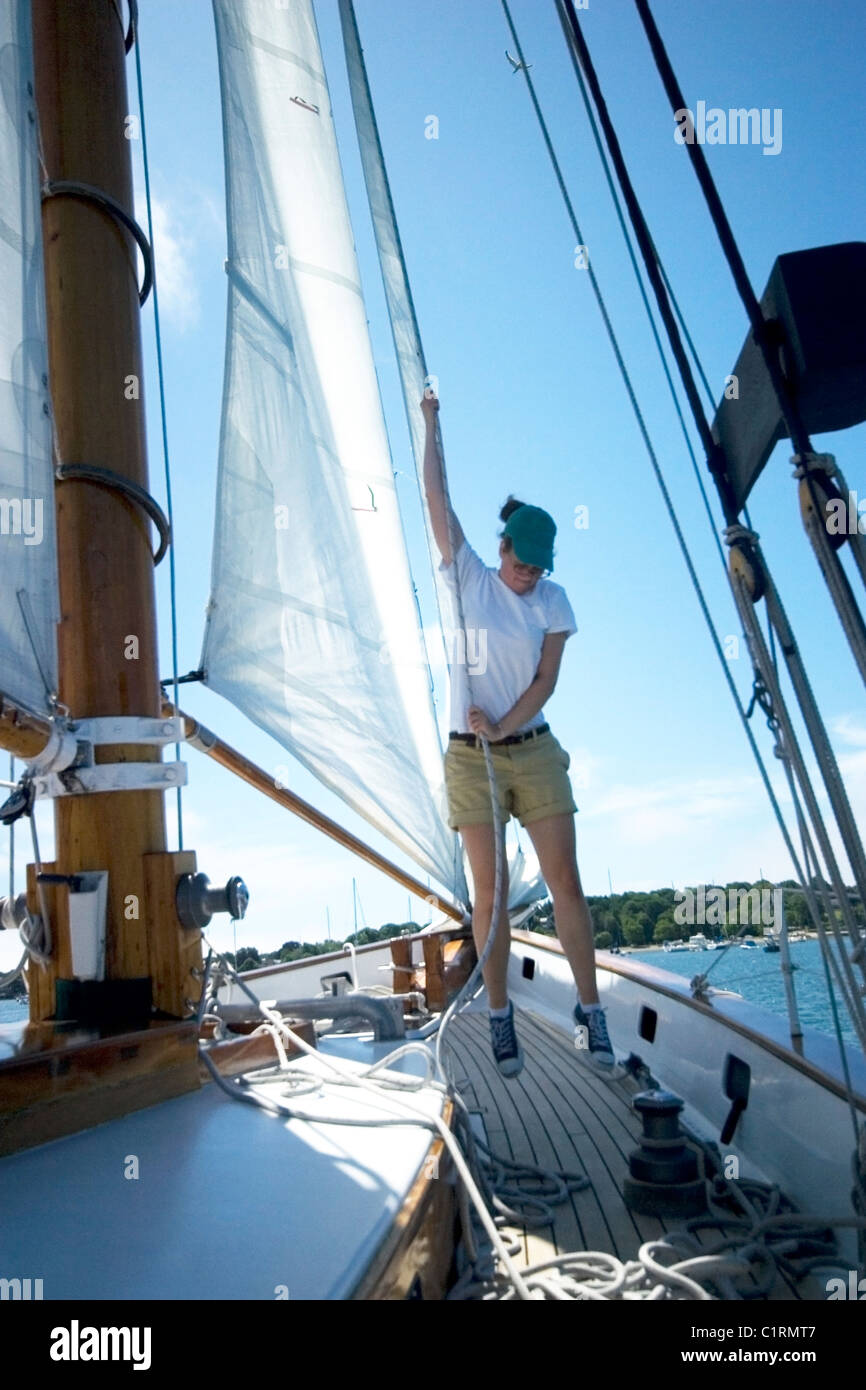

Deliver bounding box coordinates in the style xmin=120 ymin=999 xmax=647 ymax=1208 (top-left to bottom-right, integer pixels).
xmin=626 ymin=939 xmax=859 ymax=1047
xmin=0 ymin=938 xmax=860 ymax=1048
xmin=0 ymin=998 xmax=28 ymax=1024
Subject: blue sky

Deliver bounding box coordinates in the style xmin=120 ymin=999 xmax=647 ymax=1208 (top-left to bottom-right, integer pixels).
xmin=3 ymin=0 xmax=864 ymax=966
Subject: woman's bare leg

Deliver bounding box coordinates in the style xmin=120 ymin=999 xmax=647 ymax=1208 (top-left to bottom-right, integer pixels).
xmin=459 ymin=821 xmax=511 ymax=1010
xmin=524 ymin=812 xmax=598 ymax=1004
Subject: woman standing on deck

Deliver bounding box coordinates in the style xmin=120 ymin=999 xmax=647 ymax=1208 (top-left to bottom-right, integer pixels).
xmin=422 ymin=390 xmax=616 ymax=1079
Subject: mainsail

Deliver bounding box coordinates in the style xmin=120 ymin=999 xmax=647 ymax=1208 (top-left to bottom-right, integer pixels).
xmin=0 ymin=0 xmax=59 ymax=717
xmin=203 ymin=0 xmax=467 ymax=902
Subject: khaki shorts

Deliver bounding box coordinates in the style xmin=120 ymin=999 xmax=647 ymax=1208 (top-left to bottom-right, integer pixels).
xmin=444 ymin=729 xmax=578 ymax=830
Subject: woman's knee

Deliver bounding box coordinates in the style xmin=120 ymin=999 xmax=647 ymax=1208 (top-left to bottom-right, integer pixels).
xmin=469 ymin=884 xmax=511 ymax=917
xmin=461 ymin=826 xmax=508 ymax=893
xmin=547 ymin=869 xmax=583 ymax=901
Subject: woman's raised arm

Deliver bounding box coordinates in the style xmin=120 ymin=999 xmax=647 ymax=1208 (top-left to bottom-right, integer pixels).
xmin=422 ymin=391 xmax=464 ymax=565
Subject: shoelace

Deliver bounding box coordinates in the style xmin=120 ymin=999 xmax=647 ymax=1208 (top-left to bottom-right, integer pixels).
xmin=586 ymin=1006 xmax=614 ymax=1045
xmin=490 ymin=1011 xmax=519 ymax=1057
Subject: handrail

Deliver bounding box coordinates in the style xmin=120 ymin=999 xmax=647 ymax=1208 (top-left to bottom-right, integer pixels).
xmin=511 ymin=928 xmax=866 ymax=1110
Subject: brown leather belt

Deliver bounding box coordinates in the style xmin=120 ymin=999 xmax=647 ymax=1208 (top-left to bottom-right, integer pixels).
xmin=448 ymin=723 xmax=550 ymax=747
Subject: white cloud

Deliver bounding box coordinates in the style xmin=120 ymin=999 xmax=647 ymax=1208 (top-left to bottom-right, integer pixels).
xmin=134 ymin=190 xmax=200 ymax=332
xmin=831 ymin=713 xmax=866 ymax=747
xmin=587 ymin=773 xmax=749 ymax=828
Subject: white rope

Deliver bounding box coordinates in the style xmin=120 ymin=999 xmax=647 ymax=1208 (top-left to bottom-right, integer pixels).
xmin=201 ymin=942 xmax=537 ymax=1298
xmin=202 ymin=945 xmax=865 ymax=1300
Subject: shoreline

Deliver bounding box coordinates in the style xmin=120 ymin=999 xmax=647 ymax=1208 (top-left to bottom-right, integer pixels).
xmin=606 ymin=931 xmax=822 ymax=954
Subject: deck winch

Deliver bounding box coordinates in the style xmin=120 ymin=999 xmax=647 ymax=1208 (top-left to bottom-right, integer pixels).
xmin=622 ymin=1090 xmax=707 ymax=1217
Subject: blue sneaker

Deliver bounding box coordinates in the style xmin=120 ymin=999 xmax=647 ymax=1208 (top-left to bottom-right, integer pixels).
xmin=489 ymin=1002 xmax=524 ymax=1079
xmin=573 ymin=1002 xmax=617 ymax=1073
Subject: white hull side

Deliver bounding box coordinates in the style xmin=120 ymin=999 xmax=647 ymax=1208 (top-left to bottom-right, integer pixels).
xmin=508 ymin=932 xmax=865 ymax=1265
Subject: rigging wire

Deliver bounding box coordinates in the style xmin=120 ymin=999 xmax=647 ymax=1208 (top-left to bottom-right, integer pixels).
xmin=534 ymin=0 xmax=808 ymax=1040
xmin=564 ymin=0 xmax=864 ymax=1176
xmin=557 ymin=0 xmax=866 ymax=1103
xmin=130 ymin=0 xmax=184 ymax=849
xmin=626 ymin=0 xmax=866 ymax=913
xmin=496 ymin=0 xmax=824 ymax=983
xmin=499 ymin=1 xmax=866 ymax=1134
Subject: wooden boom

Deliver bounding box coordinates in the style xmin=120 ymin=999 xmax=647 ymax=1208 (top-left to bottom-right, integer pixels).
xmin=165 ymin=702 xmax=466 ymax=925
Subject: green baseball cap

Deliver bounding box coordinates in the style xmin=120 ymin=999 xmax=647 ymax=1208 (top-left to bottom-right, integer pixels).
xmin=503 ymin=505 xmax=556 ymax=571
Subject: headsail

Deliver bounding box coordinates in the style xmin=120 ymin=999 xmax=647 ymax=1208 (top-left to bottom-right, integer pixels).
xmin=0 ymin=0 xmax=59 ymax=716
xmin=203 ymin=0 xmax=467 ymax=903
xmin=337 ymin=0 xmax=545 ymax=912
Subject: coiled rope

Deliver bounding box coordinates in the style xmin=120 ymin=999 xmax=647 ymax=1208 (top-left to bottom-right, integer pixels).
xmin=199 ymin=943 xmax=864 ymax=1300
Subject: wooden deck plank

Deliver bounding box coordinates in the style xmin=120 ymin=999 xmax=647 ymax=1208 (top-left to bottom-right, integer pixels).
xmin=447 ymin=1020 xmax=600 ymax=1262
xmin=443 ymin=1003 xmax=814 ymax=1300
xmin=460 ymin=1009 xmax=668 ymax=1259
xmin=448 ymin=1012 xmax=644 ymax=1262
xmin=443 ymin=1021 xmax=536 ymax=1168
xmin=515 ymin=1011 xmax=672 ymax=1252
xmin=458 ymin=1013 xmax=606 ymax=1260
xmin=512 ymin=1012 xmax=662 ymax=1259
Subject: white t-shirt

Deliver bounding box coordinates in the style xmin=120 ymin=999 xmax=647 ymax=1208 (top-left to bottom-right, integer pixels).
xmin=439 ymin=538 xmax=577 ymax=734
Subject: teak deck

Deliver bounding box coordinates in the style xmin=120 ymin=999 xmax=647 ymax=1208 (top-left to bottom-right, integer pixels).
xmin=445 ymin=1004 xmax=822 ymax=1300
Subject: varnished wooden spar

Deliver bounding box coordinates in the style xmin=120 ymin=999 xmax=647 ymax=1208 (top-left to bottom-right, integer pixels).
xmin=0 ymin=696 xmax=53 ymax=760
xmin=164 ymin=702 xmax=467 ymax=925
xmin=27 ymin=1 xmax=201 ymax=1023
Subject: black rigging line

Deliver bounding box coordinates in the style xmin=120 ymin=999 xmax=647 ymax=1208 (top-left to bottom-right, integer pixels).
xmin=553 ymin=0 xmax=737 ymax=526
xmin=633 ymin=0 xmax=866 ymax=662
xmin=497 ymin=0 xmax=817 ymax=911
xmin=547 ymin=8 xmax=728 ymax=576
xmin=551 ymin=0 xmax=773 ymax=662
xmin=633 ymin=0 xmax=814 ymax=462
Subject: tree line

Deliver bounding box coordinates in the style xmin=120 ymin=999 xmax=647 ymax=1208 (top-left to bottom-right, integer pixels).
xmin=523 ymin=880 xmax=862 ymax=948
xmin=193 ymin=879 xmax=865 ymax=975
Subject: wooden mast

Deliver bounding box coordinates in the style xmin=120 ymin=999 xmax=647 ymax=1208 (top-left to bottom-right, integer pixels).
xmin=28 ymin=0 xmax=199 ymax=1024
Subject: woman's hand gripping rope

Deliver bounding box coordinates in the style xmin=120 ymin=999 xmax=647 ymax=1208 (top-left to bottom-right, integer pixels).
xmin=468 ymin=706 xmax=505 ymax=741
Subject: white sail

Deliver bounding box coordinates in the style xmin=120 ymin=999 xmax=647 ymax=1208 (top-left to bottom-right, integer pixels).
xmin=0 ymin=0 xmax=59 ymax=716
xmin=338 ymin=0 xmax=545 ymax=913
xmin=203 ymin=0 xmax=467 ymax=903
